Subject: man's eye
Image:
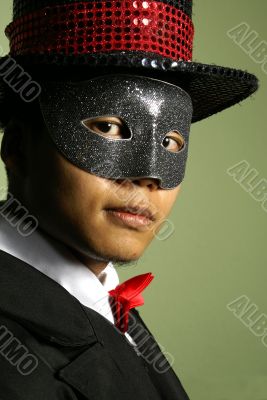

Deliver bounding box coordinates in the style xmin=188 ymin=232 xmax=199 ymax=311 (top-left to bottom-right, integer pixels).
xmin=82 ymin=118 xmax=130 ymax=139
xmin=90 ymin=121 xmax=121 ymax=136
xmin=162 ymin=131 xmax=185 ymax=153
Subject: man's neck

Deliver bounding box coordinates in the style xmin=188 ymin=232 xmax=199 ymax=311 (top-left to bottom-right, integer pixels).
xmin=68 ymin=247 xmax=110 ymax=278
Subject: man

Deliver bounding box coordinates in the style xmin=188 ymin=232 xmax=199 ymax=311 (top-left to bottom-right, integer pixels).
xmin=0 ymin=0 xmax=259 ymax=399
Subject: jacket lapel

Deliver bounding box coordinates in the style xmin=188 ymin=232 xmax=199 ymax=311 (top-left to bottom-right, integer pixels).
xmin=58 ymin=305 xmax=162 ymax=400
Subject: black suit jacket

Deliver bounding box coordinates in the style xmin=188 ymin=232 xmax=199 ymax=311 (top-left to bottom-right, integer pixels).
xmin=0 ymin=249 xmax=190 ymax=399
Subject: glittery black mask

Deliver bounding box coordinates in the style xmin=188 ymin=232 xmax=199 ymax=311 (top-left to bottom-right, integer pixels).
xmin=39 ymin=74 xmax=193 ymax=189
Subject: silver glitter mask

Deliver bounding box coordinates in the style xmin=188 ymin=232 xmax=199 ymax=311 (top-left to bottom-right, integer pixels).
xmin=39 ymin=74 xmax=193 ymax=189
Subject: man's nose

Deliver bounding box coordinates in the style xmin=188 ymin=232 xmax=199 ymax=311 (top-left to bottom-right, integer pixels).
xmin=116 ymin=177 xmax=160 ymax=190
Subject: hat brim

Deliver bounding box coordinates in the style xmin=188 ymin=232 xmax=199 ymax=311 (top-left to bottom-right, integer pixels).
xmin=0 ymin=51 xmax=259 ymax=123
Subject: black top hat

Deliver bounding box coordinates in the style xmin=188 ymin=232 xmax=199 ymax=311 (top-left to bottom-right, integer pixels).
xmin=0 ymin=0 xmax=259 ymax=123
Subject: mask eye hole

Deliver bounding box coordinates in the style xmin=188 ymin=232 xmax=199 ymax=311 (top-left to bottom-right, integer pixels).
xmin=81 ymin=116 xmax=131 ymax=140
xmin=162 ymin=130 xmax=185 ymax=153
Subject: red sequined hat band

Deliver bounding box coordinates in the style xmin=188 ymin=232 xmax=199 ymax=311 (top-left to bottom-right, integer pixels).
xmin=5 ymin=1 xmax=194 ymax=61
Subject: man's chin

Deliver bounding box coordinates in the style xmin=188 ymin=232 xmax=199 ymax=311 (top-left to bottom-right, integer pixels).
xmin=69 ymin=241 xmax=141 ymax=266
xmin=89 ymin=250 xmax=141 ymax=266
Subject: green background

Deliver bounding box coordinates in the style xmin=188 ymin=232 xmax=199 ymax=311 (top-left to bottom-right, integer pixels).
xmin=1 ymin=1 xmax=267 ymax=399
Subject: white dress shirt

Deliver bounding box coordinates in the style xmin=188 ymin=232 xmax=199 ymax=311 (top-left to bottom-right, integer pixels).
xmin=0 ymin=212 xmax=136 ymax=346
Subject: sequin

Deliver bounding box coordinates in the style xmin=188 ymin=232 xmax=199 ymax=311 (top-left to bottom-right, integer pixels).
xmin=6 ymin=1 xmax=194 ymax=61
xmin=12 ymin=0 xmax=192 ymax=20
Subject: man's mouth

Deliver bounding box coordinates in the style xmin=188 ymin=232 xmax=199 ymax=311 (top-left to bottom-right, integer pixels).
xmin=105 ymin=206 xmax=155 ymax=229
xmin=106 ymin=205 xmax=155 ymax=220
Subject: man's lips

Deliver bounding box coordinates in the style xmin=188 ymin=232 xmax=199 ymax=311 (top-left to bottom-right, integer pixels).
xmin=105 ymin=206 xmax=155 ymax=221
xmin=105 ymin=206 xmax=155 ymax=228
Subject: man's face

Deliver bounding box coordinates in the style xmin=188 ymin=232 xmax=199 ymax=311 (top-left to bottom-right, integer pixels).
xmin=22 ymin=122 xmax=181 ymax=265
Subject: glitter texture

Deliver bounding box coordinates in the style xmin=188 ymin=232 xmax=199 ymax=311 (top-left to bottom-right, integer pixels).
xmin=39 ymin=74 xmax=193 ymax=189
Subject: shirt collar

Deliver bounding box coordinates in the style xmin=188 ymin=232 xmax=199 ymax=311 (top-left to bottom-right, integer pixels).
xmin=0 ymin=212 xmax=119 ymax=324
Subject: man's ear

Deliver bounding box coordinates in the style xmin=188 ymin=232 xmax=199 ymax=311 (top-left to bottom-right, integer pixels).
xmin=0 ymin=118 xmax=29 ymax=177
